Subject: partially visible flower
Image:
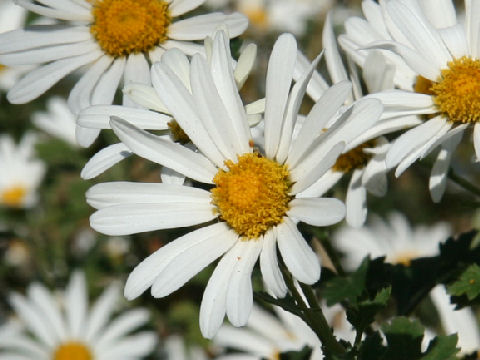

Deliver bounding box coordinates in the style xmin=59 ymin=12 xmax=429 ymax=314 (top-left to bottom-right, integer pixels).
xmin=0 ymin=133 xmax=45 ymax=208
xmin=33 ymin=97 xmax=78 ymax=146
xmin=0 ymin=0 xmax=248 ymax=147
xmin=0 ymin=0 xmax=28 ymax=91
xmin=105 ymin=236 xmax=130 ymax=258
xmin=340 ymin=0 xmax=480 ymax=202
xmin=164 ymin=335 xmax=208 ymax=360
xmin=214 ymin=304 xmax=353 ymax=359
xmin=4 ymin=239 xmax=30 ymax=267
xmin=0 ymin=271 xmax=156 ymax=359
xmin=77 ymin=34 xmax=259 ymax=179
xmin=430 ymin=285 xmax=480 ymax=355
xmin=85 ymin=31 xmax=382 ymax=338
xmin=333 ymin=212 xmax=451 ymax=270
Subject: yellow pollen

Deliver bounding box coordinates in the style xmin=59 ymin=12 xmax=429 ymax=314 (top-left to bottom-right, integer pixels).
xmin=415 ymin=57 xmax=480 ymax=124
xmin=1 ymin=185 xmax=27 ymax=207
xmin=90 ymin=0 xmax=171 ymax=57
xmin=53 ymin=342 xmax=93 ymax=360
xmin=332 ymin=140 xmax=376 ymax=173
xmin=241 ymin=7 xmax=269 ymax=29
xmin=211 ymin=153 xmax=291 ymax=239
xmin=168 ymin=120 xmax=190 ymax=144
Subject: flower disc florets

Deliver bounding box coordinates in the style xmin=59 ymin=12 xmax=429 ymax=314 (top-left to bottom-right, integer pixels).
xmin=332 ymin=140 xmax=376 ymax=173
xmin=211 ymin=153 xmax=291 ymax=239
xmin=90 ymin=0 xmax=171 ymax=57
xmin=54 ymin=342 xmax=92 ymax=360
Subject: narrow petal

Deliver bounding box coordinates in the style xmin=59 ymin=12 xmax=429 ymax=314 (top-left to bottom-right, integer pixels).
xmin=276 ymin=218 xmax=321 ymax=284
xmin=420 ymin=0 xmax=456 ymax=28
xmin=170 ymin=0 xmax=205 ymax=17
xmin=80 ymin=143 xmax=132 ymax=179
xmin=323 ymin=13 xmax=348 ymax=83
xmin=90 ymin=202 xmax=216 ymax=236
xmin=15 ymin=0 xmax=91 ymax=21
xmin=345 ymin=169 xmax=367 ymax=228
xmin=124 ymin=224 xmax=231 ymax=300
xmin=169 ymin=13 xmax=247 ymax=40
xmin=296 ymin=169 xmax=343 ymax=198
xmin=96 ymin=333 xmax=157 ymax=360
xmin=65 ymin=271 xmax=87 ymax=338
xmin=264 ymin=33 xmax=297 ymax=159
xmin=362 ymin=142 xmax=388 ymax=197
xmin=85 ymin=284 xmax=120 ymax=342
xmin=123 ymin=53 xmax=150 ymax=106
xmin=226 ymin=239 xmax=262 ymax=326
xmin=91 ymin=57 xmax=125 ymax=106
xmin=151 ymin=223 xmax=237 ymax=297
xmin=288 ymin=198 xmax=345 ymax=227
xmin=260 ymin=229 xmax=287 ymax=298
xmin=474 ymin=123 xmax=480 ymax=162
xmin=110 ymin=117 xmax=217 ymax=183
xmin=8 ymin=50 xmax=103 ymax=104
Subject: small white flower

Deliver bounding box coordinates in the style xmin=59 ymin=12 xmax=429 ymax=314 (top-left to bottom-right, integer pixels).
xmin=214 ymin=304 xmax=354 ymax=359
xmin=33 ymin=97 xmax=78 ymax=146
xmin=340 ymin=0 xmax=480 ymax=202
xmin=0 ymin=133 xmax=45 ymax=208
xmin=0 ymin=0 xmax=248 ymax=147
xmin=0 ymin=271 xmax=156 ymax=359
xmin=333 ymin=212 xmax=451 ymax=270
xmin=86 ymin=30 xmax=382 ymax=338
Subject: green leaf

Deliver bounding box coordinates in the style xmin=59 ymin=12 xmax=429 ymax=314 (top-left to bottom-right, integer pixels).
xmin=323 ymin=257 xmax=369 ymax=305
xmin=421 ymin=335 xmax=459 ymax=360
xmin=254 ymin=291 xmax=302 ymax=317
xmin=357 ymin=332 xmax=387 ymax=360
xmin=448 ymin=264 xmax=480 ymax=301
xmin=278 ymin=346 xmax=313 ymax=360
xmin=382 ymin=317 xmax=424 ymax=360
xmin=348 ymin=287 xmax=391 ymax=329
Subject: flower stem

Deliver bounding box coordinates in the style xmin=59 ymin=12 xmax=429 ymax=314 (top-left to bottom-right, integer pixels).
xmin=281 ymin=265 xmax=347 ymax=356
xmin=447 ymin=169 xmax=480 ymax=198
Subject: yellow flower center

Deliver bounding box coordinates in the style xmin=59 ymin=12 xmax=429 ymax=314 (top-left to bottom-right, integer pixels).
xmin=90 ymin=0 xmax=171 ymax=58
xmin=390 ymin=251 xmax=419 ymax=267
xmin=242 ymin=7 xmax=269 ymax=29
xmin=332 ymin=140 xmax=376 ymax=173
xmin=0 ymin=64 xmax=6 ymax=73
xmin=1 ymin=185 xmax=27 ymax=207
xmin=53 ymin=342 xmax=93 ymax=360
xmin=211 ymin=153 xmax=291 ymax=239
xmin=415 ymin=56 xmax=480 ymax=124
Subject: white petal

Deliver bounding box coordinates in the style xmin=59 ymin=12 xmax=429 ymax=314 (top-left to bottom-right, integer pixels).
xmin=160 ymin=167 xmax=185 ymax=185
xmin=96 ymin=332 xmax=157 ymax=359
xmin=345 ymin=169 xmax=367 ymax=228
xmin=151 ymin=62 xmax=226 ymax=168
xmin=296 ymin=51 xmax=329 ymax=103
xmin=234 ymin=43 xmax=257 ymax=89
xmin=264 ymin=33 xmax=297 ymax=159
xmin=296 ymin=170 xmax=343 ymax=198
xmin=65 ymin=271 xmax=87 ymax=338
xmin=85 ymin=284 xmax=120 ymax=342
xmin=288 ymin=198 xmax=345 ymax=227
xmin=161 ymin=39 xmax=205 ymax=56
xmin=122 ymin=83 xmax=169 ymax=113
xmin=226 ymin=239 xmax=262 ymax=326
xmin=8 ymin=50 xmax=103 ymax=104
xmin=466 ymin=0 xmax=480 ymax=57
xmin=362 ymin=142 xmax=388 ymax=197
xmin=363 ymin=51 xmax=395 ymax=93
xmin=160 ymin=48 xmax=191 ymax=89
xmin=420 ymin=0 xmax=456 ymax=28
xmin=429 ymin=130 xmax=463 ymax=202
xmin=474 ymin=123 xmax=480 ymax=162
xmin=75 ymin=125 xmax=100 ymax=148
xmin=110 ymin=117 xmax=217 ymax=183
xmin=90 ymin=202 xmax=216 ymax=236
xmin=170 ymin=0 xmax=205 ymax=16
xmin=78 ymin=105 xmax=170 ymax=130
xmin=123 ymin=53 xmax=150 ymax=106
xmin=14 ymin=0 xmax=91 ymax=21
xmin=80 ymin=143 xmax=132 ymax=179
xmin=169 ymin=12 xmax=247 ymax=40
xmin=151 ymin=223 xmax=237 ymax=298
xmin=260 ymin=229 xmax=287 ymax=298
xmin=323 ymin=13 xmax=348 ymax=83
xmin=439 ymin=25 xmax=468 ymax=58
xmin=277 ymin=218 xmax=321 ymax=284
xmin=91 ymin=57 xmax=125 ymax=106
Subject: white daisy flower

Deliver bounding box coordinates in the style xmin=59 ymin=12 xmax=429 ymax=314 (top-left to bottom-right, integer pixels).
xmin=293 ymin=13 xmax=397 ymax=227
xmin=0 ymin=271 xmax=157 ymax=359
xmin=430 ymin=285 xmax=480 ymax=355
xmin=86 ymin=30 xmax=382 ymax=338
xmin=0 ymin=0 xmax=29 ymax=91
xmin=0 ymin=133 xmax=45 ymax=208
xmin=341 ymin=0 xmax=480 ymax=202
xmin=0 ymin=0 xmax=248 ymax=147
xmin=77 ymin=35 xmax=259 ymax=179
xmin=33 ymin=97 xmax=78 ymax=146
xmin=333 ymin=212 xmax=451 ymax=270
xmin=214 ymin=304 xmax=354 ymax=359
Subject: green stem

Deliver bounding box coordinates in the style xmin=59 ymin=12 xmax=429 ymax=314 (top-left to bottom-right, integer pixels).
xmin=447 ymin=169 xmax=480 ymax=198
xmin=281 ymin=266 xmax=347 ymax=356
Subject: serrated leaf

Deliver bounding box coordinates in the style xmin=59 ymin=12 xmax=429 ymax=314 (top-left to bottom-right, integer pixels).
xmin=421 ymin=335 xmax=458 ymax=360
xmin=448 ymin=264 xmax=480 ymax=301
xmin=382 ymin=317 xmax=424 ymax=360
xmin=324 ymin=258 xmax=369 ymax=305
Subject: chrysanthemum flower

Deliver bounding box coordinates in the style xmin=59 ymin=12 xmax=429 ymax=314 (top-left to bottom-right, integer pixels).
xmin=340 ymin=0 xmax=480 ymax=202
xmin=0 ymin=0 xmax=248 ymax=146
xmin=0 ymin=271 xmax=156 ymax=359
xmin=333 ymin=212 xmax=451 ymax=270
xmin=0 ymin=0 xmax=28 ymax=91
xmin=86 ymin=31 xmax=382 ymax=338
xmin=0 ymin=133 xmax=45 ymax=208
xmin=33 ymin=97 xmax=78 ymax=146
